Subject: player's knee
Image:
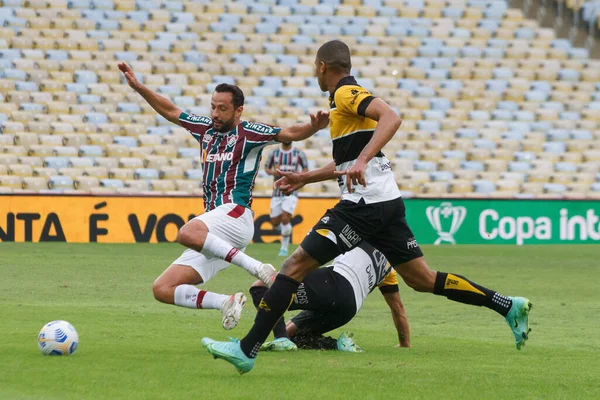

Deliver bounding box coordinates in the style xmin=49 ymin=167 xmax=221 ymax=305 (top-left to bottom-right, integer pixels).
xmin=281 ymin=214 xmax=291 ymax=225
xmin=176 ymin=221 xmax=204 ymax=247
xmin=152 ymin=280 xmax=169 ymax=303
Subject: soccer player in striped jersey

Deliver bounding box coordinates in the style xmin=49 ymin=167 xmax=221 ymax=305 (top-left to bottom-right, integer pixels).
xmin=118 ymin=62 xmax=329 ymax=331
xmin=202 ymin=41 xmax=531 ymax=374
xmin=265 ymin=143 xmax=308 ymax=256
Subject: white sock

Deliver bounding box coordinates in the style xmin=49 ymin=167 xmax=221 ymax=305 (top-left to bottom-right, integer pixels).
xmin=202 ymin=232 xmax=262 ymax=275
xmin=173 ymin=285 xmax=228 ymax=310
xmin=280 ymin=223 xmax=292 ymax=251
xmin=281 ymin=234 xmax=290 ymax=251
xmin=281 ymin=223 xmax=292 ymax=236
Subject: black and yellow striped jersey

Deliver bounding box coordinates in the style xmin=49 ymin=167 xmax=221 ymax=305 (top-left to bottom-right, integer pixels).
xmin=328 ymin=76 xmax=401 ymax=204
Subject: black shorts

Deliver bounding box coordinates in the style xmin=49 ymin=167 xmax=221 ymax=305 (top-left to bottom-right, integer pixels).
xmin=289 ymin=267 xmax=357 ymax=336
xmin=301 ymin=197 xmax=423 ymax=266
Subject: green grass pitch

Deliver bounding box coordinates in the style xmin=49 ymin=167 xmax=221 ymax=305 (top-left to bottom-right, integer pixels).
xmin=1 ymin=243 xmax=599 ymax=399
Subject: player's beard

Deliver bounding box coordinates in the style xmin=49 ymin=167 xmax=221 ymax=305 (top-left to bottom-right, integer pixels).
xmin=213 ymin=118 xmax=234 ymax=133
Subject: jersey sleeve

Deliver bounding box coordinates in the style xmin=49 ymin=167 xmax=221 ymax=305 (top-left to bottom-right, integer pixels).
xmin=297 ymin=150 xmax=308 ymax=171
xmin=179 ymin=112 xmax=213 ymax=143
xmin=334 ymin=85 xmax=376 ymax=117
xmin=265 ymin=150 xmax=276 ymax=169
xmin=242 ymin=121 xmax=282 ymax=146
xmin=378 ymin=269 xmax=399 ymax=294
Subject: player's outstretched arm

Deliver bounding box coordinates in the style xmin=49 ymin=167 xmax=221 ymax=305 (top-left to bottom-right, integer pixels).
xmin=275 ymin=110 xmax=329 ymax=143
xmin=275 ymin=161 xmax=336 ymax=195
xmin=383 ymin=291 xmax=411 ymax=348
xmin=118 ymin=62 xmax=182 ymax=127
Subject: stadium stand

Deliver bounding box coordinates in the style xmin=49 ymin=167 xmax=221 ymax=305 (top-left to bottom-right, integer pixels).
xmin=0 ymin=0 xmax=600 ymax=199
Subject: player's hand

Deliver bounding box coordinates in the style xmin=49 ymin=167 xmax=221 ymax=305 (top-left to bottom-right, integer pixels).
xmin=309 ymin=110 xmax=330 ymax=131
xmin=275 ymin=169 xmax=305 ymax=195
xmin=334 ymin=158 xmax=367 ymax=194
xmin=118 ymin=62 xmax=141 ymax=91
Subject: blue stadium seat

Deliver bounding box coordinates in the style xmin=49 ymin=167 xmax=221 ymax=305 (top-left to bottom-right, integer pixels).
xmin=300 ymin=24 xmax=321 ymax=36
xmin=461 ymin=47 xmax=482 ymax=58
xmin=245 ymin=96 xmax=268 ymax=108
xmin=19 ymin=103 xmax=46 ymax=113
xmin=440 ymin=47 xmax=460 ymax=57
xmin=260 ymin=77 xmax=283 ymax=89
xmin=414 ymin=161 xmax=437 ymax=171
xmin=430 ymin=171 xmax=454 ymax=181
xmin=440 ymin=80 xmax=463 ymax=90
xmin=422 ymin=110 xmax=445 ymax=120
xmin=177 ymin=148 xmax=197 ymax=158
xmin=292 ymin=35 xmax=314 ymax=45
xmin=417 ymin=121 xmax=441 ymax=133
xmin=156 ymin=33 xmax=178 ymax=42
xmin=503 ymin=131 xmax=525 ymax=140
xmin=88 ymin=31 xmax=111 ymax=39
xmin=492 ymin=110 xmax=513 ymax=121
xmin=79 ymin=145 xmax=104 ymax=157
xmin=497 ymin=101 xmax=519 ymax=111
xmin=146 ymin=126 xmax=170 ymax=136
xmin=514 ymin=28 xmax=535 ymax=39
xmin=75 ymin=71 xmax=98 ymax=85
xmin=461 ymin=161 xmax=484 ymax=171
xmin=277 ymin=55 xmax=299 ymax=66
xmin=172 ymin=12 xmax=194 ymax=24
xmin=96 ymin=20 xmax=120 ymax=31
xmin=570 ymin=130 xmax=593 ymax=140
xmin=509 ymin=162 xmax=532 ymax=172
xmin=290 ymin=5 xmax=312 ymax=15
xmin=469 ymin=111 xmax=492 ymax=121
xmin=1 ymin=68 xmax=27 ymax=80
xmin=493 ymin=68 xmax=513 ymax=79
xmin=543 ymin=183 xmax=566 ymax=194
xmin=514 ymin=152 xmax=536 ymax=162
xmin=558 ymin=69 xmax=580 ymax=82
xmin=429 ymin=98 xmax=451 ymax=111
xmin=0 ymin=49 xmax=22 ymax=61
xmin=117 ymin=103 xmax=142 ymax=113
xmin=543 ymin=142 xmax=566 ymax=154
xmin=487 ymin=38 xmax=507 ymax=48
xmin=443 ymin=7 xmax=463 ymax=19
xmin=263 ymin=43 xmax=284 ymax=54
xmin=15 ymin=81 xmax=40 ymax=92
xmin=100 ymin=179 xmax=125 ymax=189
xmin=174 ymin=96 xmax=195 ymax=108
xmin=473 ymin=180 xmax=496 ymax=194
xmin=530 ymin=81 xmax=553 ymax=92
xmin=127 ymin=11 xmax=150 ymax=23
xmin=135 ymin=168 xmax=159 ymax=180
xmin=113 ymin=136 xmax=138 ymax=148
xmin=473 ymin=139 xmax=497 ymax=149
xmin=514 ymin=111 xmax=535 ymax=122
xmin=44 ymin=157 xmax=69 ymax=169
xmin=83 ymin=112 xmax=108 ymax=124
xmin=555 ymin=162 xmax=578 ymax=173
xmin=559 ymin=112 xmax=581 ymax=121
xmin=289 ymin=98 xmax=315 ymax=110
xmin=568 ymin=48 xmax=589 ymax=59
xmin=443 ymin=150 xmax=466 ymax=160
xmin=413 ymin=86 xmax=435 ymax=97
xmin=185 ymin=169 xmax=203 ymax=180
xmin=157 ymin=85 xmax=182 ymax=96
xmin=551 ymin=39 xmax=571 ymax=50
xmin=212 ymin=75 xmax=236 ymax=85
xmin=49 ymin=176 xmax=74 ymax=189
xmin=232 ymin=54 xmax=255 ymax=68
xmin=395 ymin=150 xmax=419 ymax=159
xmin=163 ymin=1 xmax=184 ymax=11
xmin=540 ymin=101 xmax=564 ymax=111
xmin=483 ymin=48 xmax=505 ymax=59
xmin=456 ymin=128 xmax=478 ymax=138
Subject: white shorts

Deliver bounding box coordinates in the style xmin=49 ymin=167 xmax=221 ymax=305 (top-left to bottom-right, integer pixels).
xmin=270 ymin=195 xmax=298 ymax=218
xmin=172 ymin=203 xmax=254 ymax=284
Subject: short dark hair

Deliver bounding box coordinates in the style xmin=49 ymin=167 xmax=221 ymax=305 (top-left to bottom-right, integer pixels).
xmin=316 ymin=40 xmax=352 ymax=73
xmin=214 ymin=83 xmax=245 ymax=108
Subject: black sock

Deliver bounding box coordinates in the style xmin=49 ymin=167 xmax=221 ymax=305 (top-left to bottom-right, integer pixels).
xmin=434 ymin=272 xmax=512 ymax=317
xmin=240 ymin=274 xmax=300 ymax=358
xmin=249 ymin=285 xmax=288 ymax=339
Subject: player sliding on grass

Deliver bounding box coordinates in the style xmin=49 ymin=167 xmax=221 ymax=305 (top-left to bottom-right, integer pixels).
xmin=248 ymin=241 xmax=410 ymax=352
xmin=118 ymin=62 xmax=329 ymax=330
xmin=201 ymin=40 xmax=532 ymax=374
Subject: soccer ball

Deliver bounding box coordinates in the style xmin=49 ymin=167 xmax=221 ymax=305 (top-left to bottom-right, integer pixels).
xmin=37 ymin=320 xmax=79 ymax=356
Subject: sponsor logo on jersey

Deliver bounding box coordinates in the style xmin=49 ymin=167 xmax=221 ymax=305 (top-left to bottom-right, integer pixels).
xmin=246 ymin=122 xmax=274 ymax=134
xmin=321 ymin=216 xmax=330 ymax=224
xmin=407 ymin=237 xmax=419 ymax=249
xmin=189 ymin=115 xmax=212 ymax=125
xmin=205 ymin=152 xmax=234 ymax=162
xmin=339 ymin=224 xmax=361 ymax=248
xmin=202 ymin=133 xmax=212 ymax=143
xmin=294 ymin=283 xmax=308 ymax=305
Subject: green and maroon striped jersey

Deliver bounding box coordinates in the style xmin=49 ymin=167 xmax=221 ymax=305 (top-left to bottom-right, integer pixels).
xmin=179 ymin=112 xmax=280 ymax=212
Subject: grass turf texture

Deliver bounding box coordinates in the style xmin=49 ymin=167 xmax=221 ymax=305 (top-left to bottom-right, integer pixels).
xmin=1 ymin=243 xmax=599 ymax=400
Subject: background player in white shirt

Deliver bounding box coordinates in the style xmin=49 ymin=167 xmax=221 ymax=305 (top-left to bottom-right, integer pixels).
xmin=265 ymin=142 xmax=309 ymax=256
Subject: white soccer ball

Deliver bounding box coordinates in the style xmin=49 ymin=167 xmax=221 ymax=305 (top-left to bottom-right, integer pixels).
xmin=37 ymin=320 xmax=79 ymax=356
